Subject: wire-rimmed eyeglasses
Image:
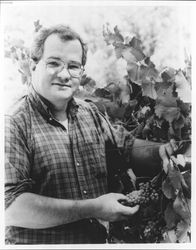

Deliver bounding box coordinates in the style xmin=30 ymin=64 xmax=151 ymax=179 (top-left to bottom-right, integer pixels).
xmin=44 ymin=58 xmax=84 ymax=78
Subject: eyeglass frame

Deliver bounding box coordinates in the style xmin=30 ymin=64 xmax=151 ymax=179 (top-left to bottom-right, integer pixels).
xmin=43 ymin=58 xmax=84 ymax=78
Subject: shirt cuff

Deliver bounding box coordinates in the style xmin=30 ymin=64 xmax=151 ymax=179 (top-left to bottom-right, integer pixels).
xmin=5 ymin=179 xmax=34 ymax=209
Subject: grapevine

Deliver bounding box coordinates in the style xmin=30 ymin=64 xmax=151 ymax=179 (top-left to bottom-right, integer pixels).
xmin=109 ymin=159 xmax=191 ymax=243
xmin=101 ymin=26 xmax=191 ymax=243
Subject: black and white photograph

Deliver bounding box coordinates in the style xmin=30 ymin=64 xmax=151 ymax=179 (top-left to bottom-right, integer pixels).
xmin=0 ymin=0 xmax=195 ymax=248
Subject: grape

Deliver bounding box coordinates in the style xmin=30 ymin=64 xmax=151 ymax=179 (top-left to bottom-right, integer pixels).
xmin=142 ymin=219 xmax=166 ymax=242
xmin=121 ymin=182 xmax=160 ymax=207
xmin=143 ymin=220 xmax=157 ymax=238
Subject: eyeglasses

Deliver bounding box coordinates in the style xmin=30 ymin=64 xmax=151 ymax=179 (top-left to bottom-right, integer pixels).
xmin=44 ymin=59 xmax=84 ymax=78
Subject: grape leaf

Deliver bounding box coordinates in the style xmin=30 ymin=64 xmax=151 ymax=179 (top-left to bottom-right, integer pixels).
xmin=142 ymin=81 xmax=157 ymax=99
xmin=173 ymin=191 xmax=191 ymax=222
xmin=103 ymin=24 xmax=124 ymax=46
xmin=18 ymin=58 xmax=31 ymax=79
xmin=127 ymin=62 xmax=139 ymax=83
xmin=177 ymin=99 xmax=191 ymax=117
xmin=116 ymin=41 xmax=158 ymax=86
xmin=173 ymin=115 xmax=185 ymax=130
xmin=105 ymin=82 xmax=131 ymax=105
xmin=114 ymin=36 xmax=145 ymax=63
xmin=176 ymin=220 xmax=190 ymax=243
xmin=92 ymin=99 xmax=127 ymax=122
xmin=167 ymin=164 xmax=183 ymax=191
xmin=155 ymin=84 xmax=180 ymax=123
xmin=106 ymin=103 xmax=127 ymax=121
xmin=181 ymin=171 xmax=191 ymax=198
xmin=155 ymin=84 xmax=177 ymax=107
xmin=113 ymin=26 xmax=124 ymax=44
xmin=34 ymin=20 xmax=42 ymax=33
xmin=122 ymin=46 xmax=140 ymax=63
xmin=127 ymin=62 xmax=159 ymax=86
xmin=182 ymin=171 xmax=191 ymax=190
xmin=167 ymin=229 xmax=177 ymax=243
xmin=93 ymin=88 xmax=111 ymax=99
xmin=114 ymin=43 xmax=126 ymax=59
xmin=161 ymin=67 xmax=176 ymax=82
xmin=183 ymin=53 xmax=191 ymax=85
xmin=80 ymin=74 xmax=96 ymax=89
xmin=162 ymin=175 xmax=176 ymax=199
xmin=164 ymin=202 xmax=181 ymax=229
xmin=155 ymin=81 xmax=173 ymax=94
xmin=143 ymin=57 xmax=160 ymax=80
xmin=155 ymin=104 xmax=180 ymax=123
xmin=106 ymin=82 xmax=121 ymax=95
xmin=119 ymin=84 xmax=131 ymax=105
xmin=75 ymin=89 xmax=98 ymax=101
xmin=139 ymin=64 xmax=158 ymax=83
xmin=129 ymin=37 xmax=142 ymax=49
xmin=129 ymin=37 xmax=146 ymax=61
xmin=175 ymin=70 xmax=191 ymax=103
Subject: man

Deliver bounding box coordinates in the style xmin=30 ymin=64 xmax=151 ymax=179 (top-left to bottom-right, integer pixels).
xmin=5 ymin=25 xmax=177 ymax=244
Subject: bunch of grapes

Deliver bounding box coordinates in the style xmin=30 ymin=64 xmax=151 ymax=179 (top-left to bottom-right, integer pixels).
xmin=142 ymin=219 xmax=166 ymax=242
xmin=143 ymin=220 xmax=157 ymax=238
xmin=138 ymin=182 xmax=159 ymax=202
xmin=112 ymin=181 xmax=167 ymax=243
xmin=121 ymin=182 xmax=159 ymax=207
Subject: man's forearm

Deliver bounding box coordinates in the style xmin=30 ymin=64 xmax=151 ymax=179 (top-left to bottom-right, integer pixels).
xmin=5 ymin=192 xmax=97 ymax=229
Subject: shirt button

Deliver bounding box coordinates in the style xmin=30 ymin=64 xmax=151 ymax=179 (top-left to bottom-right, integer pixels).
xmin=49 ymin=117 xmax=52 ymax=121
xmin=76 ymin=162 xmax=80 ymax=167
xmin=83 ymin=190 xmax=87 ymax=194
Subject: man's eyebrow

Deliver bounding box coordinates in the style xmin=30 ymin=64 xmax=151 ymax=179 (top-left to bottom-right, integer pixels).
xmin=68 ymin=60 xmax=82 ymax=65
xmin=46 ymin=57 xmax=81 ymax=65
xmin=47 ymin=56 xmax=61 ymax=60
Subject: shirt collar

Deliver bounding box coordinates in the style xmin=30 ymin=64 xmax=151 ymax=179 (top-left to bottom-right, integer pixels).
xmin=28 ymin=86 xmax=79 ymax=120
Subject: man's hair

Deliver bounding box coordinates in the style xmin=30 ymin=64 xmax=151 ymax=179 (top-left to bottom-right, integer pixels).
xmin=31 ymin=25 xmax=88 ymax=66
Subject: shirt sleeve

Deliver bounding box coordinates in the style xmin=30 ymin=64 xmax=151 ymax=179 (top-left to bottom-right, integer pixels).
xmin=5 ymin=115 xmax=34 ymax=209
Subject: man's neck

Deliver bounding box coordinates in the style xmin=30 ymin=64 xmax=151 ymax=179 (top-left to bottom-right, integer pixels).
xmin=51 ymin=100 xmax=69 ymax=121
xmin=31 ymin=86 xmax=70 ymax=121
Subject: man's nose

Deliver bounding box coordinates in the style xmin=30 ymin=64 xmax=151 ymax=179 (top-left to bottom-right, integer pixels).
xmin=57 ymin=67 xmax=70 ymax=80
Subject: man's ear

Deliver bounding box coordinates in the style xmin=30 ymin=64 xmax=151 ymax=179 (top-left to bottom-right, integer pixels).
xmin=30 ymin=59 xmax=37 ymax=72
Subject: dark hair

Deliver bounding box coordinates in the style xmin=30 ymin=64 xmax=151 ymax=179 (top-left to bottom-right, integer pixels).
xmin=31 ymin=25 xmax=88 ymax=65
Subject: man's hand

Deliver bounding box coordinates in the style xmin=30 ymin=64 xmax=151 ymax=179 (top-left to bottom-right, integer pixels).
xmin=93 ymin=193 xmax=139 ymax=222
xmin=159 ymin=139 xmax=178 ymax=173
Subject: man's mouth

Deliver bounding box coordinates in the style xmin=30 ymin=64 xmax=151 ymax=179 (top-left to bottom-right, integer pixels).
xmin=52 ymin=83 xmax=71 ymax=88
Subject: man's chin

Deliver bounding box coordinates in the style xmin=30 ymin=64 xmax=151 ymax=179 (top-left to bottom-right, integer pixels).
xmin=55 ymin=89 xmax=74 ymax=100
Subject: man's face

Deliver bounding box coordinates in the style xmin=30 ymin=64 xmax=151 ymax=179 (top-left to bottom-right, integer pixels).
xmin=32 ymin=34 xmax=83 ymax=105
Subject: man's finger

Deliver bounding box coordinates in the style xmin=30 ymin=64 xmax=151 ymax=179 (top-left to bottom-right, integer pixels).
xmin=120 ymin=204 xmax=140 ymax=216
xmin=114 ymin=193 xmax=129 ymax=201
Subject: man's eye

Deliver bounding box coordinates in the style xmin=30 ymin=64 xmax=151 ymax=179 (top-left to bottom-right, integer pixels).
xmin=47 ymin=61 xmax=60 ymax=67
xmin=68 ymin=65 xmax=80 ymax=70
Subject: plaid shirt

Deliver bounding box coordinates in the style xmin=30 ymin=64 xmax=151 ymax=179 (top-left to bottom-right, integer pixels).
xmin=5 ymin=87 xmax=134 ymax=244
